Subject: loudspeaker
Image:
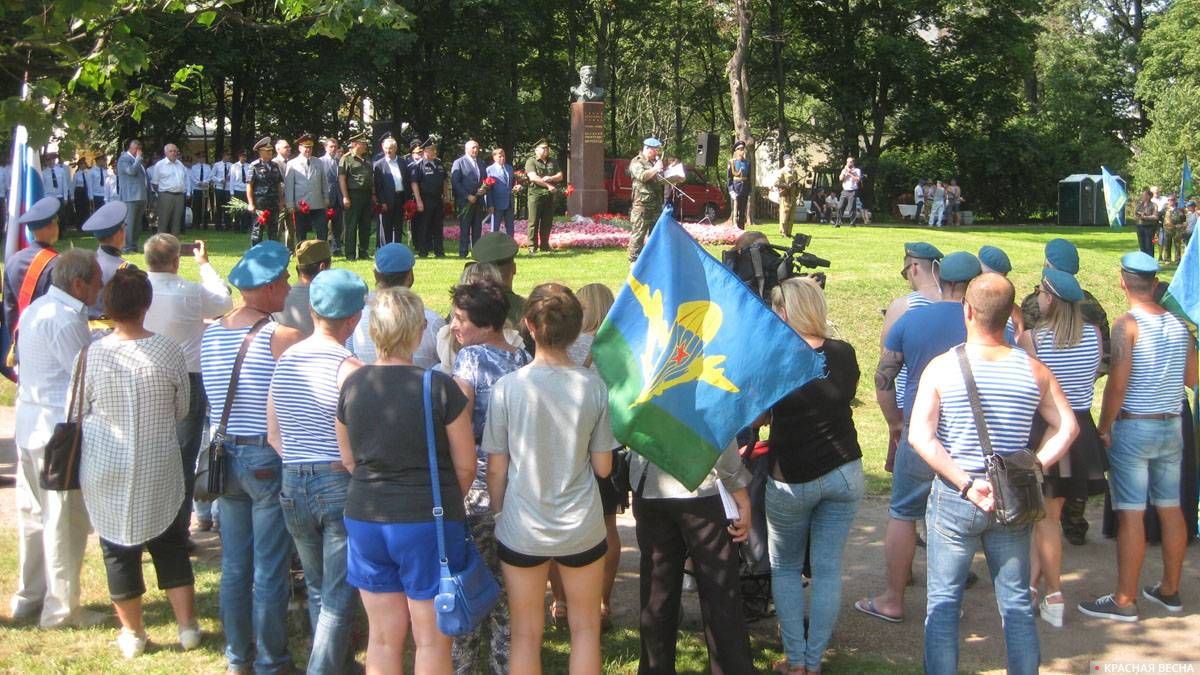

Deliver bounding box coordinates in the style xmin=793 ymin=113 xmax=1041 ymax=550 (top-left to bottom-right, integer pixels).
xmin=696 ymin=132 xmax=719 ymax=167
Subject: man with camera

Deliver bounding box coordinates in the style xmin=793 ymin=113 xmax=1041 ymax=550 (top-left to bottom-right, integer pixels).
xmin=907 ymin=272 xmax=1075 ymax=674
xmin=834 ymin=157 xmax=861 ymax=227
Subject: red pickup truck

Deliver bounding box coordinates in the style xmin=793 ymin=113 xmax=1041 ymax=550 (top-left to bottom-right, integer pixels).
xmin=604 ymin=158 xmax=727 ymax=222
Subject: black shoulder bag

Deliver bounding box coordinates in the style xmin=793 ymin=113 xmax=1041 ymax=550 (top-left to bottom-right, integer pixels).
xmin=40 ymin=344 xmax=90 ymax=491
xmin=955 ymin=345 xmax=1046 ymax=527
xmin=194 ymin=317 xmax=270 ymax=501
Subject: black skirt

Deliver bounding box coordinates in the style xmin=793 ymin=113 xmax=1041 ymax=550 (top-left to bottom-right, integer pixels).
xmin=1031 ymin=410 xmax=1107 ymax=499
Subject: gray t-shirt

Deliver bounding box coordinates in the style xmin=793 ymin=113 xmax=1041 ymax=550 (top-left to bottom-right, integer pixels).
xmin=482 ymin=364 xmax=616 ymax=556
xmin=277 ymin=283 xmax=313 ymax=337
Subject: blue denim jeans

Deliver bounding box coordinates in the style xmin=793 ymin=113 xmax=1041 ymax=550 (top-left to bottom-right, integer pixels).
xmin=1108 ymin=417 xmax=1183 ymax=510
xmin=766 ymin=460 xmax=864 ymax=671
xmin=218 ymin=441 xmax=293 ymax=673
xmin=924 ymin=479 xmax=1039 ymax=675
xmin=280 ymin=463 xmax=356 ymax=675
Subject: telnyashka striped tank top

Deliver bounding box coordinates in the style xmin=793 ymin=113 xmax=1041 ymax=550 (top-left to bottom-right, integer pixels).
xmin=270 ymin=339 xmax=351 ymax=463
xmin=937 ymin=347 xmax=1041 ymax=473
xmin=1123 ymin=307 xmax=1190 ymax=414
xmin=1033 ymin=324 xmax=1100 ymax=411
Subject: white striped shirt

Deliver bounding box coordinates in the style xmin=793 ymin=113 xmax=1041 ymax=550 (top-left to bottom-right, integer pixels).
xmin=895 ymin=291 xmax=934 ymax=408
xmin=937 ymin=347 xmax=1041 ymax=473
xmin=1124 ymin=307 xmax=1190 ymax=414
xmin=270 ymin=339 xmax=349 ymax=463
xmin=200 ymin=321 xmax=279 ymax=435
xmin=1033 ymin=324 xmax=1100 ymax=411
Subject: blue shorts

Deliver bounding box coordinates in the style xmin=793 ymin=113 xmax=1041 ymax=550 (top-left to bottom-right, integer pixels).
xmin=344 ymin=517 xmax=468 ymax=598
xmin=1107 ymin=417 xmax=1183 ymax=511
xmin=889 ymin=434 xmax=935 ymax=521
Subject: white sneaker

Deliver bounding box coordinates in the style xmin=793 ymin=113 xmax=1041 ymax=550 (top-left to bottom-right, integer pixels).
xmin=1040 ymin=592 xmax=1065 ymax=628
xmin=116 ymin=628 xmax=146 ymax=659
xmin=179 ymin=623 xmax=202 ymax=650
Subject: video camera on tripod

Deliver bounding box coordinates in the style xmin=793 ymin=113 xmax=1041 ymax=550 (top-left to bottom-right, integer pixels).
xmin=722 ymin=232 xmax=831 ymax=300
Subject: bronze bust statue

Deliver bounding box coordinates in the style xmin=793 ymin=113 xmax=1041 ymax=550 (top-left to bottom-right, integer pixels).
xmin=571 ymin=65 xmax=605 ymax=102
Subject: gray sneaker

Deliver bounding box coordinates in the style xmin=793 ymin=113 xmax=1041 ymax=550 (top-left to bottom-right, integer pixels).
xmin=1078 ymin=594 xmax=1138 ymax=622
xmin=1142 ymin=584 xmax=1183 ymax=613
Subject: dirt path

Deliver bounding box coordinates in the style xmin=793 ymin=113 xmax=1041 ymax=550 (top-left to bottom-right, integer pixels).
xmin=1 ymin=405 xmax=1196 ymax=672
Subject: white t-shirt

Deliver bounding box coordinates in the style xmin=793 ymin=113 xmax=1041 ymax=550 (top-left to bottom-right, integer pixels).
xmin=841 ymin=167 xmax=861 ymax=191
xmin=483 ymin=364 xmax=616 ymax=557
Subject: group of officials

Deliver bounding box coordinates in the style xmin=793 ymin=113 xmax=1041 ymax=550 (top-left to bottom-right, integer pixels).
xmin=31 ymin=133 xmax=577 ymax=265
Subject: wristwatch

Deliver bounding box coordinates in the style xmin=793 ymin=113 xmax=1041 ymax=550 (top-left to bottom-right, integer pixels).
xmin=959 ymin=479 xmax=973 ymax=500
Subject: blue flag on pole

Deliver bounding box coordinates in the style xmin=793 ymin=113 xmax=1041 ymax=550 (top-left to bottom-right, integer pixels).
xmin=1101 ymin=167 xmax=1127 ymax=229
xmin=1179 ymin=158 xmax=1194 ymax=210
xmin=591 ymin=206 xmax=826 ymax=489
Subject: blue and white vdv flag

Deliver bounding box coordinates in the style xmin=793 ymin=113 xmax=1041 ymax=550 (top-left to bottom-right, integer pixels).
xmin=6 ymin=124 xmax=44 ymax=263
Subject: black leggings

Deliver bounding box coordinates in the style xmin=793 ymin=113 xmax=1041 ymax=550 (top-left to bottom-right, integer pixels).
xmin=99 ymin=502 xmax=194 ymax=601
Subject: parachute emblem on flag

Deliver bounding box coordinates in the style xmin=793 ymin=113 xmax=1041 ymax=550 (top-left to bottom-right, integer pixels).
xmin=629 ymin=274 xmax=739 ymax=408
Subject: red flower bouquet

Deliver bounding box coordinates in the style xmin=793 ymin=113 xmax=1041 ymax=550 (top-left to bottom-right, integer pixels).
xmin=564 ymin=184 xmax=575 ymax=197
xmin=299 ymin=199 xmax=310 ymax=215
xmin=403 ymin=199 xmax=418 ymax=220
xmin=326 ymin=207 xmax=336 ymax=219
xmin=372 ymin=203 xmax=384 ymax=216
xmin=476 ymin=175 xmax=498 ymax=197
xmin=257 ymin=209 xmax=271 ymax=224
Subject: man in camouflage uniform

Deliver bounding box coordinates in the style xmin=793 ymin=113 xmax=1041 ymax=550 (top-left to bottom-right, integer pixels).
xmin=1020 ymin=237 xmax=1109 ymax=545
xmin=627 ymin=137 xmax=664 ymax=263
xmin=775 ymin=153 xmax=804 ymax=238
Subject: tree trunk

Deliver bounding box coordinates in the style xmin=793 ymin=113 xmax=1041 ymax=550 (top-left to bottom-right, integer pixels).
xmin=608 ymin=19 xmax=620 ymax=157
xmin=727 ymin=0 xmax=754 ymax=221
xmin=771 ymin=0 xmax=789 ymax=158
xmin=230 ymin=75 xmax=243 ymax=154
xmin=673 ymin=0 xmax=684 ymax=155
xmin=213 ymin=75 xmax=227 ymax=158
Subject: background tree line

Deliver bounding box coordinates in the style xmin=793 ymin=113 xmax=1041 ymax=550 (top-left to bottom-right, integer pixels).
xmin=2 ymin=0 xmax=1195 ymax=221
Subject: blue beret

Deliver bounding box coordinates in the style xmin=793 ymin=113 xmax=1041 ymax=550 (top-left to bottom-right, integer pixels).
xmin=978 ymin=245 xmax=1012 ymax=275
xmin=82 ymin=201 xmax=128 ymax=240
xmin=1041 ymin=269 xmax=1083 ymax=303
xmin=643 ymin=137 xmax=662 ymax=149
xmin=1044 ymin=238 xmax=1079 ymax=274
xmin=375 ymin=243 xmax=415 ymax=274
xmin=939 ymin=252 xmax=981 ymax=283
xmin=1120 ymin=251 xmax=1158 ymax=275
xmin=16 ymin=196 xmax=62 ymax=230
xmin=904 ymin=241 xmax=943 ymax=260
xmin=309 ymin=269 xmax=368 ymax=319
xmin=228 ymin=241 xmax=291 ymax=290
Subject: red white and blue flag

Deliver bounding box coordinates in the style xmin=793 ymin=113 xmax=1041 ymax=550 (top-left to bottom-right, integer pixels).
xmin=5 ymin=124 xmax=44 ymax=263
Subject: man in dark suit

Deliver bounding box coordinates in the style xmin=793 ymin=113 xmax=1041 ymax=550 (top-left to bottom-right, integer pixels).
xmin=372 ymin=136 xmax=410 ymax=247
xmin=320 ymin=138 xmax=343 ymax=254
xmin=451 ymin=139 xmax=487 ymax=258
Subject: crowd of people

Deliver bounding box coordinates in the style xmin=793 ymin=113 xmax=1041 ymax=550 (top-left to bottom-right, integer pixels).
xmin=1 ymin=153 xmax=1198 ymax=675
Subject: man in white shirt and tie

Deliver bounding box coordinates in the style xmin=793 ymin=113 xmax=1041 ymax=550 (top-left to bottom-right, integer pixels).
xmin=227 ymin=150 xmax=251 ymax=232
xmin=152 ymin=144 xmax=188 ymax=235
xmin=188 ymin=155 xmax=212 ymax=229
xmin=86 ymin=155 xmax=109 ymax=211
xmin=284 ymin=134 xmax=328 ymax=246
xmin=210 ymin=150 xmax=232 ymax=231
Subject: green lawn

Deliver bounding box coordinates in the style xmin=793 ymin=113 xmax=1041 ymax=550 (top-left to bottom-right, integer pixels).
xmin=0 ymin=218 xmax=1150 ymax=672
xmin=51 ymin=217 xmax=1149 ymax=494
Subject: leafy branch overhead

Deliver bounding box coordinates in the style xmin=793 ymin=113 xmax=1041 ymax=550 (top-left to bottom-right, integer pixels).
xmin=0 ymin=0 xmax=411 ymax=145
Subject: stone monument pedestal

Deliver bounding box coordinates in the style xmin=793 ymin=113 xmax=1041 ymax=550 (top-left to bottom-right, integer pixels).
xmin=568 ymin=101 xmax=608 ymax=217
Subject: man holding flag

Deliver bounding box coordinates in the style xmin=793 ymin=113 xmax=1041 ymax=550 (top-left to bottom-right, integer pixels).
xmin=591 ymin=204 xmax=826 ymax=672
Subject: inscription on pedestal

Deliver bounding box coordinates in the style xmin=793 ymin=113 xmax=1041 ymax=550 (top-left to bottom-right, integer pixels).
xmin=569 ymin=101 xmax=608 ymax=216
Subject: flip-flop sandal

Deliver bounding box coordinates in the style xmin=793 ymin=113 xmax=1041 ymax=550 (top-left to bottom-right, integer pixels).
xmin=854 ymin=598 xmax=903 ymax=623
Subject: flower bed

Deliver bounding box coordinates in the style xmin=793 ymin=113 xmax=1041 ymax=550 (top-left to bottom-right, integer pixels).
xmin=443 ymin=214 xmax=742 ymax=250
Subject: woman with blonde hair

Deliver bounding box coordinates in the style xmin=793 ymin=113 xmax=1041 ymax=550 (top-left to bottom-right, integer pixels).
xmin=338 ymin=286 xmax=477 ymax=674
xmin=1017 ymin=269 xmax=1103 ymax=628
xmin=765 ymin=276 xmax=864 ymax=675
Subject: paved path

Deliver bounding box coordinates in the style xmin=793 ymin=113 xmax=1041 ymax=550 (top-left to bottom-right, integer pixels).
xmin=1 ymin=406 xmax=1196 ymax=672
